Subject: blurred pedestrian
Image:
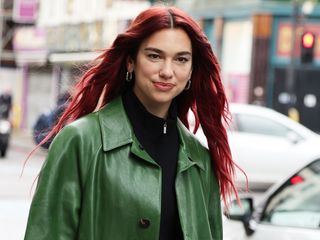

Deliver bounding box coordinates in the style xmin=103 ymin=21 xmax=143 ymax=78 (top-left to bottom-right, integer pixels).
xmin=0 ymin=90 xmax=12 ymax=158
xmin=24 ymin=5 xmax=240 ymax=240
xmin=0 ymin=90 xmax=12 ymax=119
xmin=32 ymin=91 xmax=70 ymax=149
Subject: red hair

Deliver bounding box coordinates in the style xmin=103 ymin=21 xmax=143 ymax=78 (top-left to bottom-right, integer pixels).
xmin=41 ymin=6 xmax=240 ymax=205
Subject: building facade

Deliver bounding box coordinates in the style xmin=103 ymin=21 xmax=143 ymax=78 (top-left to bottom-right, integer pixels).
xmin=3 ymin=0 xmax=150 ymax=129
xmin=2 ymin=0 xmax=320 ymax=131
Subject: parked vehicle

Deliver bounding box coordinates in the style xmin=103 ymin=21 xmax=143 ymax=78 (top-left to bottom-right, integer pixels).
xmin=229 ymin=103 xmax=320 ymax=190
xmin=224 ymin=157 xmax=320 ymax=240
xmin=0 ymin=92 xmax=12 ymax=158
xmin=193 ymin=103 xmax=320 ymax=190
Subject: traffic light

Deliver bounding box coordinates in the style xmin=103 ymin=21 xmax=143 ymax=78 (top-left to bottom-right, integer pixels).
xmin=300 ymin=31 xmax=315 ymax=63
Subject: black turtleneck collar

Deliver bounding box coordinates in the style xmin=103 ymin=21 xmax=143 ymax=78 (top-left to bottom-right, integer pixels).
xmin=122 ymin=89 xmax=178 ymax=142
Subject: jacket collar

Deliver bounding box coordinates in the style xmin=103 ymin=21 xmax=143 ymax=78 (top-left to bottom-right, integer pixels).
xmin=98 ymin=96 xmax=133 ymax=151
xmin=177 ymin=120 xmax=206 ymax=171
xmin=97 ymin=96 xmax=206 ymax=171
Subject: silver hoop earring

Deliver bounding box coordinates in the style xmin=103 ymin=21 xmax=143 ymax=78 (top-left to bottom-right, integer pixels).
xmin=126 ymin=71 xmax=133 ymax=82
xmin=184 ymin=80 xmax=191 ymax=90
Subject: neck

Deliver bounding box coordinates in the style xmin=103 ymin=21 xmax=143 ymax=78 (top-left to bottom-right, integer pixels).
xmin=143 ymin=102 xmax=170 ymax=119
xmin=133 ymin=93 xmax=171 ymax=119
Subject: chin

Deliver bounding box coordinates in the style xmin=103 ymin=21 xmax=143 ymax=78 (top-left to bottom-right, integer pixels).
xmin=152 ymin=94 xmax=175 ymax=104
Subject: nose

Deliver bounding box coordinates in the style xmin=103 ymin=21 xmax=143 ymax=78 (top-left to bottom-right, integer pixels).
xmin=159 ymin=60 xmax=173 ymax=79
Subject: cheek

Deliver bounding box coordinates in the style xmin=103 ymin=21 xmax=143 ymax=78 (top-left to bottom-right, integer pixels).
xmin=176 ymin=68 xmax=192 ymax=81
xmin=135 ymin=59 xmax=159 ymax=78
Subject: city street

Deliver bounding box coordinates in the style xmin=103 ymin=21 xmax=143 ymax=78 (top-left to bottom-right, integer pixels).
xmin=0 ymin=130 xmax=46 ymax=240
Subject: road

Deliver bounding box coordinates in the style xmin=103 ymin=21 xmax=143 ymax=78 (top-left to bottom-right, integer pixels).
xmin=0 ymin=131 xmax=46 ymax=240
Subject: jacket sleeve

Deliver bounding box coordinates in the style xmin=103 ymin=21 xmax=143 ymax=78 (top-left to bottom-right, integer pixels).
xmin=207 ymin=163 xmax=223 ymax=240
xmin=24 ymin=125 xmax=84 ymax=240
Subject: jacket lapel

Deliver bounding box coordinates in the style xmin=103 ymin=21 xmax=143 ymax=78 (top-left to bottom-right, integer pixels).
xmin=98 ymin=96 xmax=133 ymax=151
xmin=97 ymin=96 xmax=207 ymax=171
xmin=98 ymin=96 xmax=157 ymax=165
xmin=177 ymin=120 xmax=206 ymax=173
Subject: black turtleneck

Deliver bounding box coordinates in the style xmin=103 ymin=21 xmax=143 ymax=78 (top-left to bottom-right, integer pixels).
xmin=122 ymin=89 xmax=183 ymax=240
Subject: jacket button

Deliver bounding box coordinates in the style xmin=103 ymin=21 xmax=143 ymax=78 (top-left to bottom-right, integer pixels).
xmin=139 ymin=218 xmax=150 ymax=228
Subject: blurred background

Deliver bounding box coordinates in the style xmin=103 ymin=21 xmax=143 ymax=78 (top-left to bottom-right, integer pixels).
xmin=0 ymin=0 xmax=320 ymax=239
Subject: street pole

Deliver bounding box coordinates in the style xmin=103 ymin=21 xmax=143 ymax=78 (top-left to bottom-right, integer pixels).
xmin=286 ymin=0 xmax=300 ymax=120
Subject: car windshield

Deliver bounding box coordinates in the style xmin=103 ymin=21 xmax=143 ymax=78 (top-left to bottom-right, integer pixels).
xmin=232 ymin=113 xmax=303 ymax=140
xmin=261 ymin=159 xmax=320 ymax=229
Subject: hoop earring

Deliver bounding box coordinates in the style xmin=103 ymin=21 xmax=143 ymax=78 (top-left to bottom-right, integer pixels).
xmin=126 ymin=71 xmax=133 ymax=82
xmin=184 ymin=80 xmax=191 ymax=90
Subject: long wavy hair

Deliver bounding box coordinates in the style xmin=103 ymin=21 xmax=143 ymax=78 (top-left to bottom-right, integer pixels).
xmin=42 ymin=6 xmax=240 ymax=205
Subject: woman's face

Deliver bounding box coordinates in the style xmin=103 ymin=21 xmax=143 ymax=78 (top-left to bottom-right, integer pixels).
xmin=127 ymin=28 xmax=193 ymax=118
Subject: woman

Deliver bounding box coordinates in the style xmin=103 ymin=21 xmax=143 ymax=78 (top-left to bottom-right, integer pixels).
xmin=24 ymin=5 xmax=239 ymax=240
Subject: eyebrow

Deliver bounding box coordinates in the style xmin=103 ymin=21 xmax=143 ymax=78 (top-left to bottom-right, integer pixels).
xmin=144 ymin=47 xmax=192 ymax=56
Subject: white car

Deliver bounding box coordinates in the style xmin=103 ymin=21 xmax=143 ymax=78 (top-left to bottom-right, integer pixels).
xmin=193 ymin=103 xmax=320 ymax=190
xmin=224 ymin=157 xmax=320 ymax=240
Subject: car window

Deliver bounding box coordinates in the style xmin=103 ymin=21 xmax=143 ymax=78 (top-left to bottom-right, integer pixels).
xmin=261 ymin=159 xmax=320 ymax=229
xmin=233 ymin=113 xmax=301 ymax=139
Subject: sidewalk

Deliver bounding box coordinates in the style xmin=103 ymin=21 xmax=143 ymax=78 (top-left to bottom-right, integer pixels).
xmin=10 ymin=128 xmax=47 ymax=156
xmin=0 ymin=129 xmax=45 ymax=240
xmin=1 ymin=128 xmax=45 ymax=199
xmin=10 ymin=128 xmax=36 ymax=151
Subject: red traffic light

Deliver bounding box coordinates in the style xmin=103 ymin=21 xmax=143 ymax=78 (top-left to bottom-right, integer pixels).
xmin=301 ymin=32 xmax=315 ymax=48
xmin=300 ymin=31 xmax=315 ymax=63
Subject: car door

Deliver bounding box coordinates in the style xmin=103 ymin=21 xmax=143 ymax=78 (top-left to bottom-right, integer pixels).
xmin=250 ymin=159 xmax=320 ymax=240
xmin=228 ymin=113 xmax=307 ymax=189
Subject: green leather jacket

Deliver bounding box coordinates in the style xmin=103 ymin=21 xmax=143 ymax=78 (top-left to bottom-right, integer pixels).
xmin=24 ymin=96 xmax=222 ymax=240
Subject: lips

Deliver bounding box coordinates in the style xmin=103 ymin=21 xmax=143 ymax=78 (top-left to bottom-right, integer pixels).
xmin=153 ymin=82 xmax=175 ymax=91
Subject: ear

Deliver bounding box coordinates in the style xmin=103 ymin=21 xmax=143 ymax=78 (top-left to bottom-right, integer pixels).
xmin=126 ymin=56 xmax=134 ymax=72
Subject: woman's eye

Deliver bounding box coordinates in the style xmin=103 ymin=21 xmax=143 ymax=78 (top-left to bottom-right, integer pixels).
xmin=176 ymin=57 xmax=189 ymax=63
xmin=148 ymin=54 xmax=160 ymax=59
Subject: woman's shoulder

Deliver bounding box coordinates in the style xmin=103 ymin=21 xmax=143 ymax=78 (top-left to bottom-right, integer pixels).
xmin=52 ymin=96 xmax=126 ymax=149
xmin=178 ymin=120 xmax=207 ymax=145
xmin=52 ymin=111 xmax=101 ymax=150
xmin=63 ymin=111 xmax=100 ymax=135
